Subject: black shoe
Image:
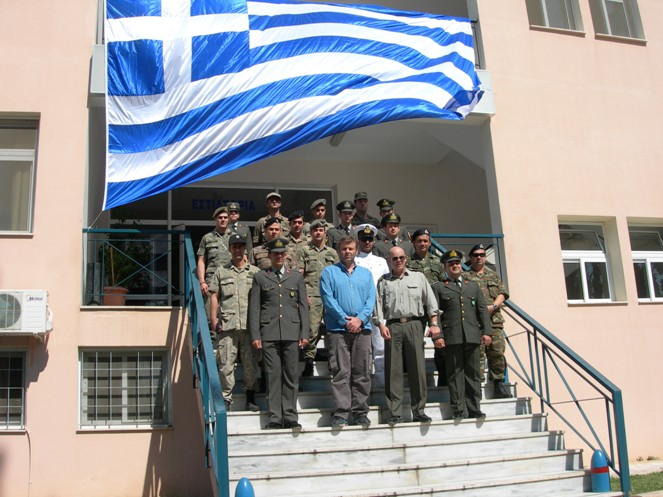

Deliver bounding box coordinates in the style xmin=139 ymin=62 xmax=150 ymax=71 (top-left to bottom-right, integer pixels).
xmin=386 ymin=416 xmax=402 ymax=426
xmin=302 ymin=360 xmax=314 ymax=377
xmin=412 ymin=413 xmax=432 ymax=423
xmin=245 ymin=390 xmax=259 ymax=412
xmin=283 ymin=420 xmax=302 ymax=429
xmin=264 ymin=422 xmax=282 ymax=429
xmin=468 ymin=410 xmax=486 ymax=419
xmin=493 ymin=380 xmax=513 ymax=399
xmin=354 ymin=414 xmax=371 ymax=427
xmin=452 ymin=411 xmax=464 ymax=420
xmin=331 ymin=416 xmax=348 ymax=428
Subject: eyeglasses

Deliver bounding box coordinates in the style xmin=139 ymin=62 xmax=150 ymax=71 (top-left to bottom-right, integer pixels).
xmin=471 ymin=253 xmax=486 ymax=258
xmin=391 ymin=256 xmax=406 ymax=261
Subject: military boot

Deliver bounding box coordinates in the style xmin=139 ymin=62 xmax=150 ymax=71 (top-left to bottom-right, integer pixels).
xmin=493 ymin=379 xmax=512 ymax=399
xmin=302 ymin=359 xmax=314 ymax=377
xmin=245 ymin=390 xmax=259 ymax=411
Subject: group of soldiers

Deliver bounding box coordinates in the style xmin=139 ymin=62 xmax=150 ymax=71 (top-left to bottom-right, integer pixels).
xmin=197 ymin=191 xmax=511 ymax=429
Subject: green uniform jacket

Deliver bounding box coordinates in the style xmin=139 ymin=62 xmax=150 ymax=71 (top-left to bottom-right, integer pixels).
xmin=463 ymin=268 xmax=509 ymax=328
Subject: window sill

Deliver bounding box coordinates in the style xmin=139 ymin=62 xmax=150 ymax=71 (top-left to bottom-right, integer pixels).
xmin=637 ymin=300 xmax=663 ymax=305
xmin=0 ymin=428 xmax=26 ymax=433
xmin=529 ymin=25 xmax=586 ymax=37
xmin=77 ymin=425 xmax=173 ymax=433
xmin=567 ymin=301 xmax=628 ymax=307
xmin=80 ymin=305 xmax=179 ymax=311
xmin=594 ymin=33 xmax=647 ymax=46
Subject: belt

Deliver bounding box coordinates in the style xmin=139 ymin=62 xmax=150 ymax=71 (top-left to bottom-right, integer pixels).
xmin=386 ymin=316 xmax=422 ymax=326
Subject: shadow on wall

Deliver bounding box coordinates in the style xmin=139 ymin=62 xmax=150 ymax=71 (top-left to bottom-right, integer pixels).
xmin=142 ymin=307 xmax=213 ymax=497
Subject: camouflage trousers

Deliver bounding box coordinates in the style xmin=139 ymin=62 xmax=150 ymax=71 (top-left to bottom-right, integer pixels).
xmin=479 ymin=328 xmax=507 ymax=381
xmin=303 ymin=296 xmax=325 ymax=361
xmin=215 ymin=329 xmax=260 ymax=403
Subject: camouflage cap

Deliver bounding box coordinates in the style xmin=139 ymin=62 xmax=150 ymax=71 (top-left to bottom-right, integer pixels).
xmin=354 ymin=192 xmax=368 ymax=201
xmin=441 ymin=249 xmax=464 ymax=264
xmin=267 ymin=237 xmax=289 ymax=253
xmin=336 ymin=200 xmax=354 ymax=212
xmin=212 ymin=206 xmax=229 ymax=219
xmin=310 ymin=198 xmax=326 ymax=210
xmin=310 ymin=219 xmax=327 ymax=230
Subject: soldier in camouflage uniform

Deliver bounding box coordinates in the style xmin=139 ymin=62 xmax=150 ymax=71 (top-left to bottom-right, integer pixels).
xmin=464 ymin=243 xmax=512 ymax=399
xmin=197 ymin=206 xmax=232 ymax=316
xmin=253 ymin=192 xmax=290 ymax=246
xmin=209 ymin=234 xmax=261 ymax=411
xmin=407 ymin=228 xmax=444 ymax=285
xmin=226 ymin=201 xmax=253 ymax=254
xmin=351 ymin=191 xmax=381 ymax=227
xmin=296 ymin=219 xmax=339 ymax=376
xmin=287 ymin=210 xmax=310 ymax=250
xmin=303 ymin=198 xmax=331 ymax=237
xmin=249 ymin=217 xmax=299 ymax=271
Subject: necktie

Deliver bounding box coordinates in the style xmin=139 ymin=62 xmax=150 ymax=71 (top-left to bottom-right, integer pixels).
xmin=392 ymin=239 xmax=397 ymax=246
xmin=276 ymin=270 xmax=282 ymax=281
xmin=455 ymin=279 xmax=462 ymax=288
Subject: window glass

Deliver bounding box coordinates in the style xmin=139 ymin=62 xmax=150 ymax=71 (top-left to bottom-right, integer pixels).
xmin=629 ymin=231 xmax=663 ymax=251
xmin=605 ymin=0 xmax=630 ymax=37
xmin=652 ymin=262 xmax=663 ymax=298
xmin=563 ymin=261 xmax=584 ymax=300
xmin=0 ymin=351 xmax=25 ymax=429
xmin=633 ymin=262 xmax=649 ymax=299
xmin=589 ymin=0 xmax=644 ymax=39
xmin=526 ymin=0 xmax=582 ymax=30
xmin=585 ymin=262 xmax=610 ymax=299
xmin=559 ymin=226 xmax=604 ymax=251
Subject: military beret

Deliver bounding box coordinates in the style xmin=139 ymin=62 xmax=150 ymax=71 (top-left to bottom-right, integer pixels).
xmin=212 ymin=206 xmax=229 ymax=219
xmin=441 ymin=249 xmax=464 ymax=264
xmin=228 ymin=233 xmax=247 ymax=245
xmin=226 ymin=201 xmax=240 ymax=212
xmin=264 ymin=217 xmax=281 ymax=228
xmin=381 ymin=213 xmax=401 ymax=226
xmin=288 ymin=210 xmax=304 ymax=221
xmin=355 ymin=223 xmax=377 ymax=239
xmin=469 ymin=243 xmax=488 ymax=256
xmin=267 ymin=237 xmax=289 ymax=253
xmin=336 ymin=200 xmax=354 ymax=212
xmin=266 ymin=191 xmax=281 ymax=200
xmin=310 ymin=219 xmax=327 ymax=230
xmin=376 ymin=198 xmax=395 ymax=210
xmin=354 ymin=192 xmax=368 ymax=201
xmin=310 ymin=198 xmax=326 ymax=210
xmin=412 ymin=228 xmax=431 ymax=240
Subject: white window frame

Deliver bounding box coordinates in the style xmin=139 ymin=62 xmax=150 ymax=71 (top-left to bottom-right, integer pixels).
xmin=589 ymin=0 xmax=645 ymax=39
xmin=0 ymin=350 xmax=26 ymax=430
xmin=526 ymin=0 xmax=584 ymax=31
xmin=79 ymin=349 xmax=170 ymax=429
xmin=632 ymin=253 xmax=663 ymax=302
xmin=560 ymin=225 xmax=614 ymax=303
xmin=0 ymin=121 xmax=38 ymax=234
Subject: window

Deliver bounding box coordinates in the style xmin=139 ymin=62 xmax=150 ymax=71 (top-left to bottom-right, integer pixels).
xmin=526 ymin=0 xmax=583 ymax=31
xmin=560 ymin=224 xmax=613 ymax=303
xmin=0 ymin=120 xmax=38 ymax=233
xmin=0 ymin=351 xmax=26 ymax=429
xmin=589 ymin=0 xmax=645 ymax=39
xmin=80 ymin=350 xmax=169 ymax=427
xmin=629 ymin=226 xmax=663 ymax=301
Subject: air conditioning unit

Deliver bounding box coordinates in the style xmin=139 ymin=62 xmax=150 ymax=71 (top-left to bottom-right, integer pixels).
xmin=0 ymin=290 xmax=52 ymax=336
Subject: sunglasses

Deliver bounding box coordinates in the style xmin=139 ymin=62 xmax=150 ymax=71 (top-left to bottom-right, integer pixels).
xmin=471 ymin=253 xmax=487 ymax=258
xmin=391 ymin=256 xmax=406 ymax=261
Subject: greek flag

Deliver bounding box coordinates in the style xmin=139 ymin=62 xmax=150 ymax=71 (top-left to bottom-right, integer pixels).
xmin=104 ymin=0 xmax=483 ymax=209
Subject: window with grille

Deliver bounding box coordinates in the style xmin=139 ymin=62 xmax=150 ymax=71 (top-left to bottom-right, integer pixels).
xmin=0 ymin=351 xmax=25 ymax=429
xmin=80 ymin=350 xmax=169 ymax=427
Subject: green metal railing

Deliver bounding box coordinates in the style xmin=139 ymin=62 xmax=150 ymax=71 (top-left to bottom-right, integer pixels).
xmin=430 ymin=233 xmax=631 ymax=496
xmin=183 ymin=233 xmax=230 ymax=497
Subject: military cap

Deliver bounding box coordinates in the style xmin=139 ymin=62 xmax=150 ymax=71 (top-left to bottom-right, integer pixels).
xmin=264 ymin=217 xmax=281 ymax=228
xmin=310 ymin=198 xmax=326 ymax=210
xmin=354 ymin=192 xmax=368 ymax=201
xmin=469 ymin=243 xmax=488 ymax=256
xmin=412 ymin=228 xmax=431 ymax=241
xmin=355 ymin=223 xmax=378 ymax=239
xmin=267 ymin=237 xmax=289 ymax=253
xmin=266 ymin=191 xmax=281 ymax=200
xmin=336 ymin=200 xmax=354 ymax=212
xmin=376 ymin=198 xmax=395 ymax=210
xmin=228 ymin=233 xmax=248 ymax=245
xmin=226 ymin=201 xmax=240 ymax=212
xmin=288 ymin=210 xmax=304 ymax=221
xmin=381 ymin=213 xmax=401 ymax=226
xmin=212 ymin=206 xmax=229 ymax=219
xmin=441 ymin=249 xmax=464 ymax=264
xmin=310 ymin=219 xmax=327 ymax=230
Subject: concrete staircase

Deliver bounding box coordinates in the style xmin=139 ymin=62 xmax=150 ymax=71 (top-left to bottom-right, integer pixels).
xmin=224 ymin=348 xmax=622 ymax=497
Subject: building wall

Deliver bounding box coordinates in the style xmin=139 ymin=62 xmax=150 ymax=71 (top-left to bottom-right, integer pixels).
xmin=476 ymin=0 xmax=663 ymax=458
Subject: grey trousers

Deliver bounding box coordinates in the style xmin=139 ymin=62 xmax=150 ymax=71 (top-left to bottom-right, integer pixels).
xmin=262 ymin=340 xmax=300 ymax=424
xmin=327 ymin=331 xmax=372 ymax=419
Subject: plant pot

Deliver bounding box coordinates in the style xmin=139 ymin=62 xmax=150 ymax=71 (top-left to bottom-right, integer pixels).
xmin=103 ymin=286 xmax=129 ymax=306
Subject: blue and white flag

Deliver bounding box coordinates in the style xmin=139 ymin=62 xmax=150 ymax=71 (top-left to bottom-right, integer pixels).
xmin=104 ymin=0 xmax=483 ymax=209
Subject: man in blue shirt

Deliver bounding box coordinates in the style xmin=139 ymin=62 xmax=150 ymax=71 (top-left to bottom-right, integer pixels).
xmin=320 ymin=236 xmax=376 ymax=427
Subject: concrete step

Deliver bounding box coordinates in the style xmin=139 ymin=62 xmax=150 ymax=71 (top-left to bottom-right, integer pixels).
xmin=227 ymin=413 xmax=549 ymax=452
xmin=227 ymin=396 xmax=530 ymax=430
xmin=229 ymin=429 xmax=566 ymax=474
xmin=230 ymin=449 xmax=585 ymax=496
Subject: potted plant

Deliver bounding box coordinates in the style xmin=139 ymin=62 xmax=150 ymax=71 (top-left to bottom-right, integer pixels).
xmin=102 ymin=219 xmax=153 ymax=305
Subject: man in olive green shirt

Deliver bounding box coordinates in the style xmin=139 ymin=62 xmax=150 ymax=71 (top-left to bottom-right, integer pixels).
xmin=253 ymin=192 xmax=290 ymax=246
xmin=209 ymin=234 xmax=260 ymax=411
xmin=407 ymin=228 xmax=444 ymax=285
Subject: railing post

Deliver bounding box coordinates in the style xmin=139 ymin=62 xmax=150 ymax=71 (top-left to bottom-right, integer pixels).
xmin=613 ymin=390 xmax=631 ymax=496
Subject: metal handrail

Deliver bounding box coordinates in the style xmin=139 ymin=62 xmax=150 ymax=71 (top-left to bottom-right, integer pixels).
xmin=429 ymin=233 xmax=630 ymax=495
xmin=183 ymin=233 xmax=230 ymax=497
